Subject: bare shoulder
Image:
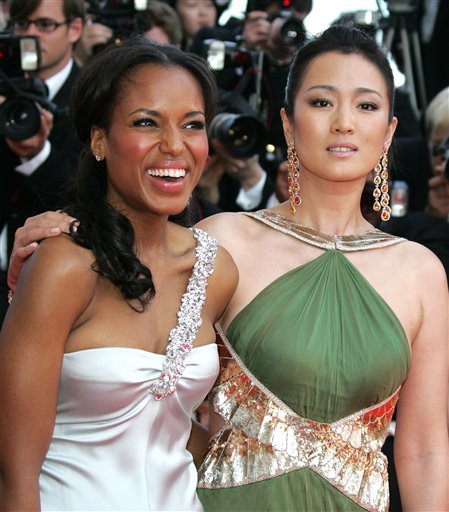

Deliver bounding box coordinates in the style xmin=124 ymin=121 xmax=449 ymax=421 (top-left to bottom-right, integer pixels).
xmin=394 ymin=239 xmax=447 ymax=286
xmin=195 ymin=212 xmax=264 ymax=248
xmin=16 ymin=234 xmax=98 ymax=312
xmin=25 ymin=234 xmax=95 ymax=279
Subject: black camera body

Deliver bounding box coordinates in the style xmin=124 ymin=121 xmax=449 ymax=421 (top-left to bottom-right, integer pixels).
xmin=208 ymin=90 xmax=267 ymax=159
xmin=0 ymin=34 xmax=40 ymax=77
xmin=86 ymin=0 xmax=148 ymax=41
xmin=267 ymin=9 xmax=306 ymax=48
xmin=0 ymin=34 xmax=58 ymax=140
xmin=202 ymin=39 xmax=254 ymax=71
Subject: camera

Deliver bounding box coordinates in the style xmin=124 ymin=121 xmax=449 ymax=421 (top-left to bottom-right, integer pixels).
xmin=86 ymin=0 xmax=149 ymax=41
xmin=432 ymin=138 xmax=449 ymax=180
xmin=0 ymin=34 xmax=39 ymax=77
xmin=208 ymin=90 xmax=267 ymax=159
xmin=267 ymin=9 xmax=306 ymax=48
xmin=0 ymin=34 xmax=59 ymax=140
xmin=202 ymin=39 xmax=254 ymax=71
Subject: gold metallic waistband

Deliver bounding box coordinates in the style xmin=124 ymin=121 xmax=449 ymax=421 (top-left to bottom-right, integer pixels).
xmin=197 ymin=325 xmax=400 ymax=512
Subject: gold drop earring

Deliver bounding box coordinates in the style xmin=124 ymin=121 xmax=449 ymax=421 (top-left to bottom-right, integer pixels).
xmin=287 ymin=141 xmax=301 ymax=214
xmin=373 ymin=148 xmax=391 ymax=221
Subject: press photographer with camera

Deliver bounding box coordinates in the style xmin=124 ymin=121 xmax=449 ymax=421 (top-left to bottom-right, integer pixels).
xmin=192 ymin=0 xmax=312 ymax=210
xmin=0 ymin=0 xmax=85 ymax=325
xmin=196 ymin=89 xmax=275 ymax=212
xmin=425 ymin=86 xmax=449 ymax=221
xmin=74 ymin=0 xmax=184 ymax=66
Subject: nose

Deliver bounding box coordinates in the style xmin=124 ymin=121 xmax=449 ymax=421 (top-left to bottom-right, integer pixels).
xmin=159 ymin=126 xmax=184 ymax=156
xmin=331 ymin=105 xmax=354 ymax=134
xmin=19 ymin=22 xmax=39 ymax=36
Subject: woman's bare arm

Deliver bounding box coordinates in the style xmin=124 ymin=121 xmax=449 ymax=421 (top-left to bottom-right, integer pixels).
xmin=0 ymin=236 xmax=95 ymax=510
xmin=394 ymin=248 xmax=449 ymax=511
xmin=7 ymin=211 xmax=76 ymax=290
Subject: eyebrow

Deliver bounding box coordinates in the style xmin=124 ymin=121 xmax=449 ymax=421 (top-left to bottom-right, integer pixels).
xmin=305 ymin=85 xmax=382 ymax=98
xmin=129 ymin=108 xmax=205 ymax=117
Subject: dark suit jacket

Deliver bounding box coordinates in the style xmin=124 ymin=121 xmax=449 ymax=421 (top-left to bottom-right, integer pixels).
xmin=218 ymin=171 xmax=275 ymax=212
xmin=1 ymin=61 xmax=82 ymax=256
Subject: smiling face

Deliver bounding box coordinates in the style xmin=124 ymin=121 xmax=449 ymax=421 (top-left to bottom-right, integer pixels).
xmin=91 ymin=64 xmax=209 ymax=220
xmin=281 ymin=51 xmax=397 ymax=185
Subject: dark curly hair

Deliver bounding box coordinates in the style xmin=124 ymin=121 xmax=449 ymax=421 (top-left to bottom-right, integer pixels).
xmin=65 ymin=36 xmax=218 ymax=311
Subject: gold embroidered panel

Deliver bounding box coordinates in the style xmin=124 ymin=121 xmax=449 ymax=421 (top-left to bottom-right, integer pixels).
xmin=197 ymin=327 xmax=399 ymax=512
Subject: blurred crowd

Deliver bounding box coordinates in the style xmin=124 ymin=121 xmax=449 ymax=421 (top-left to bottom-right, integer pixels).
xmin=0 ymin=0 xmax=448 ymax=318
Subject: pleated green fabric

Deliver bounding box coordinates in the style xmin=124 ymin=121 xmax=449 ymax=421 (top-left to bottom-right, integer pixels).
xmin=198 ymin=250 xmax=410 ymax=512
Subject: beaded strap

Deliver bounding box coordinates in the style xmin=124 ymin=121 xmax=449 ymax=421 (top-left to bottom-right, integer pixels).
xmin=150 ymin=228 xmax=218 ymax=400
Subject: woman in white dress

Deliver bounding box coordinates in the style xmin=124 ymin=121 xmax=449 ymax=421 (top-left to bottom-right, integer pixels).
xmin=0 ymin=37 xmax=237 ymax=511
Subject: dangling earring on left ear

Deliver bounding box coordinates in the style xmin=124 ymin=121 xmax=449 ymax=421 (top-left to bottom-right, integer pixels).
xmin=287 ymin=141 xmax=301 ymax=215
xmin=373 ymin=148 xmax=391 ymax=221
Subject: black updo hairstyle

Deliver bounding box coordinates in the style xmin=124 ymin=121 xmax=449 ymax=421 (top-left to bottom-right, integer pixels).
xmin=66 ymin=36 xmax=218 ymax=311
xmin=283 ymin=24 xmax=395 ymax=122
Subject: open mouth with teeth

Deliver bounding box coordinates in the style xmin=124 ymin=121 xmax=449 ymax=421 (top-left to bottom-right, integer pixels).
xmin=145 ymin=168 xmax=186 ymax=181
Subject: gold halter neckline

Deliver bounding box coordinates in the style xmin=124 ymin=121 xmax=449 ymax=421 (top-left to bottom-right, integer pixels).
xmin=244 ymin=210 xmax=406 ymax=252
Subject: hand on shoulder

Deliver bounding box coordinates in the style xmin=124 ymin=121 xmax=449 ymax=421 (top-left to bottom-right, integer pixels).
xmin=7 ymin=235 xmax=98 ymax=330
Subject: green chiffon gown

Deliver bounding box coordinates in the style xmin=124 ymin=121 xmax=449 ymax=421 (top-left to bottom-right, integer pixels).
xmin=197 ymin=210 xmax=410 ymax=512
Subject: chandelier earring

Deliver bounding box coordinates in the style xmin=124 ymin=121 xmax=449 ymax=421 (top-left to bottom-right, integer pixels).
xmin=373 ymin=148 xmax=391 ymax=221
xmin=287 ymin=141 xmax=301 ymax=214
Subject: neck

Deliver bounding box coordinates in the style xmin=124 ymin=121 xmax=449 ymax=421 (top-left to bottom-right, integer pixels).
xmin=287 ymin=171 xmax=374 ymax=236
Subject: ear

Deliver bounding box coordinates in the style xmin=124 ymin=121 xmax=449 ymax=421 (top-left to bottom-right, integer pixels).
xmin=280 ymin=108 xmax=294 ymax=147
xmin=384 ymin=116 xmax=398 ymax=151
xmin=91 ymin=126 xmax=105 ymax=158
xmin=68 ymin=17 xmax=84 ymax=45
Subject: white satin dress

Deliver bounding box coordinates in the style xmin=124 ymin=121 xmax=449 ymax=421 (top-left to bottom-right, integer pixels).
xmin=39 ymin=229 xmax=219 ymax=511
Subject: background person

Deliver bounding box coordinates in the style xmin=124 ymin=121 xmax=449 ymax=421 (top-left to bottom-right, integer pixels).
xmin=0 ymin=0 xmax=85 ymax=327
xmin=425 ymin=86 xmax=449 ymax=220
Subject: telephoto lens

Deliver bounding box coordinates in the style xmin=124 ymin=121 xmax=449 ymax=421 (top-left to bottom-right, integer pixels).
xmin=208 ymin=113 xmax=267 ymax=159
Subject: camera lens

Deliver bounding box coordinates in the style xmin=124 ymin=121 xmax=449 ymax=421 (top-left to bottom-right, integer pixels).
xmin=208 ymin=113 xmax=267 ymax=159
xmin=0 ymin=97 xmax=41 ymax=140
xmin=278 ymin=17 xmax=306 ymax=47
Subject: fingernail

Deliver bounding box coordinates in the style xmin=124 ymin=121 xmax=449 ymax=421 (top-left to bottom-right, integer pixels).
xmin=50 ymin=227 xmax=61 ymax=233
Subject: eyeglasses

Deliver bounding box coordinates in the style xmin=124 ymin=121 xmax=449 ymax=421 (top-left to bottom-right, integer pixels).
xmin=14 ymin=18 xmax=70 ymax=33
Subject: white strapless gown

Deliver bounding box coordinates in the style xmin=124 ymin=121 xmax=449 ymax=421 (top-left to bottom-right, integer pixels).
xmin=39 ymin=345 xmax=218 ymax=511
xmin=39 ymin=228 xmax=220 ymax=511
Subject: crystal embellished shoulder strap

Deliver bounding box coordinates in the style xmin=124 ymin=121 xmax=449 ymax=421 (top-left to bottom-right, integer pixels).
xmin=150 ymin=228 xmax=218 ymax=400
xmin=244 ymin=210 xmax=406 ymax=252
xmin=198 ymin=323 xmax=400 ymax=512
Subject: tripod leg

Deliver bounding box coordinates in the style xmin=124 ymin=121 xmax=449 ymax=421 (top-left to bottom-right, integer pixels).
xmin=400 ymin=27 xmax=420 ymax=119
xmin=411 ymin=30 xmax=427 ymax=112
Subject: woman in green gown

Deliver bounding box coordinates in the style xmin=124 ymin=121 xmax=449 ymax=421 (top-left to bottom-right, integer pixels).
xmin=195 ymin=25 xmax=448 ymax=511
xmin=5 ymin=25 xmax=449 ymax=512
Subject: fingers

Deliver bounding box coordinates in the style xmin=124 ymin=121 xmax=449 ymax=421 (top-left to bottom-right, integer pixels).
xmin=7 ymin=243 xmax=39 ymax=290
xmin=7 ymin=211 xmax=78 ymax=291
xmin=23 ymin=211 xmax=77 ymax=235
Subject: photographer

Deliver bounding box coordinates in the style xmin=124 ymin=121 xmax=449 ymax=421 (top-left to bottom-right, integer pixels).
xmin=0 ymin=0 xmax=85 ymax=325
xmin=425 ymin=86 xmax=449 ymax=220
xmin=197 ymin=90 xmax=275 ymax=212
xmin=74 ymin=2 xmax=183 ymax=66
xmin=192 ymin=1 xmax=312 ymax=212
